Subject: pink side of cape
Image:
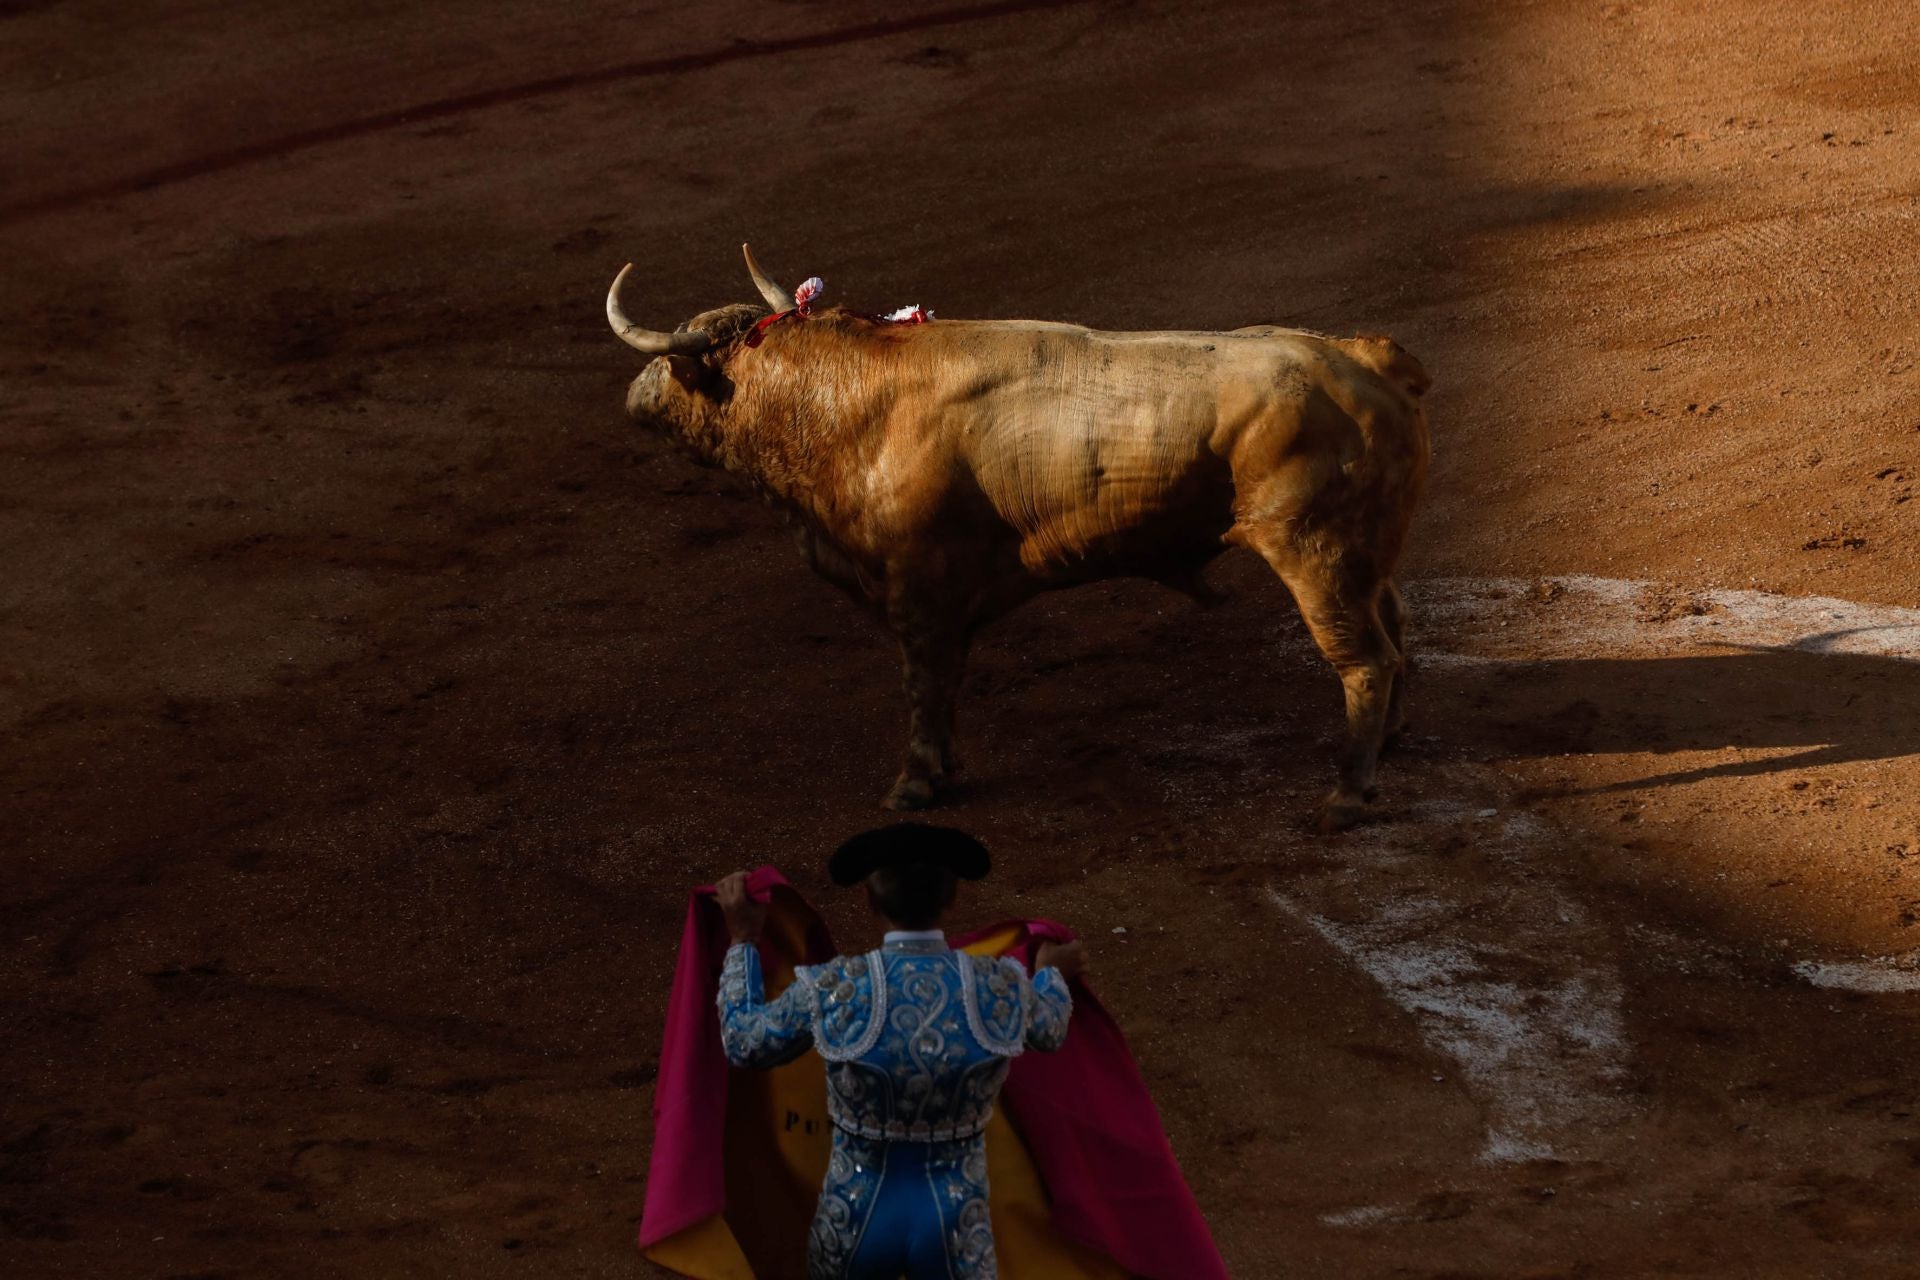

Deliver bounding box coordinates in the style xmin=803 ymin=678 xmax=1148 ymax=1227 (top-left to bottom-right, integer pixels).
xmin=958 ymin=919 xmax=1230 ymax=1280
xmin=637 ymin=869 xmax=1227 ymax=1280
xmin=637 ymin=865 xmax=822 ymax=1248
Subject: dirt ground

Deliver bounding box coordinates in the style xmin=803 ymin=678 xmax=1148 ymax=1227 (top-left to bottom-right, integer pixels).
xmin=3 ymin=1 xmax=1917 ymax=1276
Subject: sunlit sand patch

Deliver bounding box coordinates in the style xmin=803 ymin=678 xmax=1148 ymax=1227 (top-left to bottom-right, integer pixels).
xmin=1166 ymin=574 xmax=1919 ymax=1161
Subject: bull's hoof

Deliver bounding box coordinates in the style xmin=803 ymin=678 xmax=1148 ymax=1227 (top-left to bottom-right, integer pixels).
xmin=882 ymin=777 xmax=941 ymax=811
xmin=1316 ymin=794 xmax=1368 ymax=834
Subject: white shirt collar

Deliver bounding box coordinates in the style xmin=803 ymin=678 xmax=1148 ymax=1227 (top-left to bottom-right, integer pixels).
xmin=882 ymin=929 xmax=947 ymax=945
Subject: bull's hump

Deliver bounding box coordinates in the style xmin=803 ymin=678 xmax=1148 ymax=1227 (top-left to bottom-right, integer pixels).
xmin=939 ymin=323 xmax=1335 ymax=378
xmin=949 ymin=319 xmax=1323 ymax=346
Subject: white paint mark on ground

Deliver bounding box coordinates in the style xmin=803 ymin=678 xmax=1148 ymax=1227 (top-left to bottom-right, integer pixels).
xmin=1792 ymin=956 xmax=1920 ymax=993
xmin=1319 ymin=1203 xmax=1398 ymax=1228
xmin=1264 ymin=790 xmax=1632 ymax=1163
xmin=1165 ymin=574 xmax=1918 ymax=1163
xmin=1409 ymin=575 xmax=1920 ymax=663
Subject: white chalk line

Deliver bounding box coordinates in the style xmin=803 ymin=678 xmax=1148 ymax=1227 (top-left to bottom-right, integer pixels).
xmin=1243 ymin=575 xmax=1920 ymax=1184
xmin=1264 ymin=797 xmax=1630 ymax=1165
xmin=1791 ymin=956 xmax=1920 ymax=994
xmin=1407 ymin=574 xmax=1920 ymax=663
xmin=1319 ymin=1203 xmax=1398 ymax=1228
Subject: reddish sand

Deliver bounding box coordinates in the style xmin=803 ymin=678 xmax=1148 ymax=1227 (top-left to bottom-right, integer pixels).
xmin=3 ymin=1 xmax=1917 ymax=1276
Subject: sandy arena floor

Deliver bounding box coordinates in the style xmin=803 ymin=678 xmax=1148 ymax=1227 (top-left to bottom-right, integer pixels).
xmin=3 ymin=1 xmax=1917 ymax=1275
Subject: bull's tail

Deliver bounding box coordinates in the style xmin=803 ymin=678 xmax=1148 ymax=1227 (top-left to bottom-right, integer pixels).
xmin=1340 ymin=335 xmax=1431 ymax=399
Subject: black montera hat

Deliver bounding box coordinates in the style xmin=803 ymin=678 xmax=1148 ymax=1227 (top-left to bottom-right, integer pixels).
xmin=828 ymin=822 xmax=991 ymax=887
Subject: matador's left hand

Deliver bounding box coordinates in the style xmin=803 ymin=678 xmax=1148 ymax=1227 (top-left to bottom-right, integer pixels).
xmin=1035 ymin=938 xmax=1087 ymax=982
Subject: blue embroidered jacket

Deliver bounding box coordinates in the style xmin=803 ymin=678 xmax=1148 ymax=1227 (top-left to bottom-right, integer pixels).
xmin=717 ymin=932 xmax=1071 ymax=1277
xmin=717 ymin=934 xmax=1072 ymax=1143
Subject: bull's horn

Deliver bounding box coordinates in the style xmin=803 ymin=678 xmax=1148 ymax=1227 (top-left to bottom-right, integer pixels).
xmin=742 ymin=242 xmax=796 ymax=313
xmin=606 ymin=264 xmax=713 ymax=356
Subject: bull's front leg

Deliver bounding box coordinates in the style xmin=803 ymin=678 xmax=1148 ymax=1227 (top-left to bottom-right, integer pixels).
xmin=882 ymin=609 xmax=972 ymax=811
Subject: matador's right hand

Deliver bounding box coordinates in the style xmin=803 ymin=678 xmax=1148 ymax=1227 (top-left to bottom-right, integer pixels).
xmin=715 ymin=871 xmax=768 ymax=945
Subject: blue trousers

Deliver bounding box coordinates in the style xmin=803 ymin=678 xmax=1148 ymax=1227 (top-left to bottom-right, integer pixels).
xmin=810 ymin=1133 xmax=996 ymax=1279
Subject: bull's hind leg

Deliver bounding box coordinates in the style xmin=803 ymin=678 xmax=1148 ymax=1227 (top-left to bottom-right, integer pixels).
xmin=1298 ymin=573 xmax=1401 ymax=831
xmin=1378 ymin=578 xmax=1412 ymax=748
xmin=883 ymin=606 xmax=972 ymax=811
xmin=1246 ymin=536 xmax=1402 ymax=831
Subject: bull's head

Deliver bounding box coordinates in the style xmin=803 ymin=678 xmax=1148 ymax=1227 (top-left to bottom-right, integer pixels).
xmin=606 ymin=245 xmax=794 ymax=452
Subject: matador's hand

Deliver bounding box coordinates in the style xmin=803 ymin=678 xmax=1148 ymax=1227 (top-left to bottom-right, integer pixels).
xmin=715 ymin=871 xmax=768 ymax=945
xmin=1034 ymin=939 xmax=1087 ymax=982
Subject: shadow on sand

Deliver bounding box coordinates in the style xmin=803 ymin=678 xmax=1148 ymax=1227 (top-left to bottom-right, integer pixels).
xmin=1433 ymin=642 xmax=1917 ymax=796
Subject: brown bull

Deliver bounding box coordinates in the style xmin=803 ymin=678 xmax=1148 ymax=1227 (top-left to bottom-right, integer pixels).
xmin=608 ymin=246 xmax=1431 ymax=829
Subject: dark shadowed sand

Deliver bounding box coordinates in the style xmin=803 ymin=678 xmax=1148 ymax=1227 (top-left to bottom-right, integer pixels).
xmin=3 ymin=1 xmax=1918 ymax=1275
